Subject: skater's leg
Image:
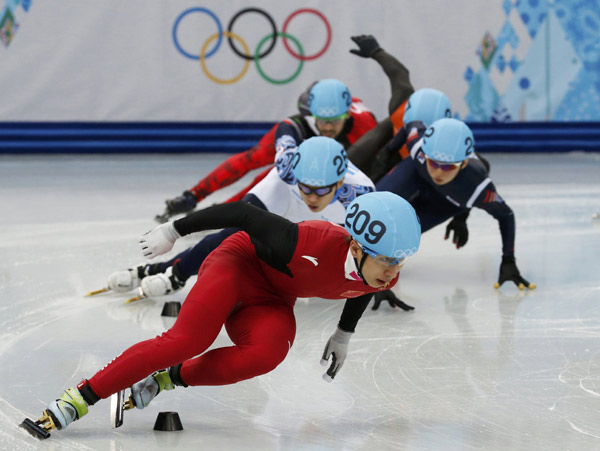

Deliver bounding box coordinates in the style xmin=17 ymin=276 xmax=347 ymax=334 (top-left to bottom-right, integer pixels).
xmin=180 ymin=302 xmax=296 ymax=386
xmin=138 ymin=228 xmax=239 ymax=297
xmin=88 ymin=251 xmax=248 ymax=399
xmin=169 ymin=227 xmax=240 ymax=279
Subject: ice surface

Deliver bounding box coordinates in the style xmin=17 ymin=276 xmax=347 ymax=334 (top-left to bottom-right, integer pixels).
xmin=1 ymin=152 xmax=599 ymax=450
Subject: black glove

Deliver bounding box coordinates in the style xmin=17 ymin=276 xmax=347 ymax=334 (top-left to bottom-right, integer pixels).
xmin=444 ymin=213 xmax=469 ymax=249
xmin=350 ymin=35 xmax=382 ymax=58
xmin=165 ymin=191 xmax=197 ymax=215
xmin=371 ymin=290 xmax=415 ymax=311
xmin=495 ymin=256 xmax=536 ymax=290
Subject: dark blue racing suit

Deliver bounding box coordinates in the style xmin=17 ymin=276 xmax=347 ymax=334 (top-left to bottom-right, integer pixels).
xmin=376 ymin=125 xmax=515 ymax=257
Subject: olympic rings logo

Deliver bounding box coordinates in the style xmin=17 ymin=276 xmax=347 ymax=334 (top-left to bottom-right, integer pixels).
xmin=172 ymin=7 xmax=332 ymax=85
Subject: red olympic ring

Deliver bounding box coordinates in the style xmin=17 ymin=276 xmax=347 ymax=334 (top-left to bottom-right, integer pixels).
xmin=282 ymin=8 xmax=332 ymax=61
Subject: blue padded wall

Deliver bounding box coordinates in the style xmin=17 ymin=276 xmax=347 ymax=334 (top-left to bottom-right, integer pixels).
xmin=0 ymin=122 xmax=599 ymax=154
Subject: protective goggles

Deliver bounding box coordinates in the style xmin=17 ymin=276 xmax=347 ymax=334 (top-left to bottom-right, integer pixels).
xmin=297 ymin=182 xmax=337 ymax=197
xmin=314 ymin=113 xmax=348 ymax=127
xmin=426 ymin=157 xmax=462 ymax=172
xmin=360 ymin=244 xmax=405 ymax=267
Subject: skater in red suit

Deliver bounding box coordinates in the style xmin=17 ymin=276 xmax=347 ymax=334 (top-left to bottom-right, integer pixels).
xmin=22 ymin=191 xmax=421 ymax=439
xmin=157 ymin=79 xmax=377 ymax=222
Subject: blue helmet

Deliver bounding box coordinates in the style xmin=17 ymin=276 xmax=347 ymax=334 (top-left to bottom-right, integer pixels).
xmin=292 ymin=136 xmax=348 ymax=187
xmin=403 ymin=88 xmax=452 ymax=126
xmin=344 ymin=192 xmax=421 ymax=261
xmin=421 ymin=118 xmax=475 ymax=163
xmin=308 ymin=79 xmax=352 ymax=119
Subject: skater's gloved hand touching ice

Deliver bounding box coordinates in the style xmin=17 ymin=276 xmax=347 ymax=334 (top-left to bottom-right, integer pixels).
xmin=371 ymin=289 xmax=414 ymax=311
xmin=166 ymin=191 xmax=197 ymax=216
xmin=349 ymin=35 xmax=382 ymax=58
xmin=495 ymin=256 xmax=536 ymax=290
xmin=139 ymin=222 xmax=181 ymax=258
xmin=320 ymin=327 xmax=353 ymax=382
xmin=444 ymin=212 xmax=469 ymax=249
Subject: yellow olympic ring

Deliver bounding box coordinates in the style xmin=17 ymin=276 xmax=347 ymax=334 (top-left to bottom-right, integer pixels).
xmin=200 ymin=31 xmax=251 ymax=85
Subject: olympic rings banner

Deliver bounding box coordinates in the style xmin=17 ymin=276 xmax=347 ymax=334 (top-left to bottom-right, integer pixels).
xmin=172 ymin=7 xmax=331 ymax=86
xmin=1 ymin=0 xmax=599 ymax=122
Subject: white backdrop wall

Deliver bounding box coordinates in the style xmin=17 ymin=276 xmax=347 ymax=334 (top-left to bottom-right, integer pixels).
xmin=1 ymin=0 xmax=598 ymax=122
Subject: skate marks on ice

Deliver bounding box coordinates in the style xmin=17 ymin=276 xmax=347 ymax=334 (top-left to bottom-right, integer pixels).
xmin=1 ymin=153 xmax=600 ymax=449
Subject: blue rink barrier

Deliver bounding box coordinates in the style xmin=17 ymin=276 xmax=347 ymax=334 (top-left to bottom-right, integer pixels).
xmin=0 ymin=121 xmax=599 ymax=153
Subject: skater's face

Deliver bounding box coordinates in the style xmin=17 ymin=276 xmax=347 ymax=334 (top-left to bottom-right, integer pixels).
xmin=298 ymin=179 xmax=344 ymax=212
xmin=349 ymin=240 xmax=404 ymax=289
xmin=426 ymin=158 xmax=469 ymax=185
xmin=315 ymin=115 xmax=347 ymax=139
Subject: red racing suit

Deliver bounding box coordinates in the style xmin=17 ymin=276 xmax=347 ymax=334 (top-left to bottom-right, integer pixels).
xmin=88 ymin=203 xmax=392 ymax=397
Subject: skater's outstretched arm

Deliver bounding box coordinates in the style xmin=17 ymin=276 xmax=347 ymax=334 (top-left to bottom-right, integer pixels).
xmin=140 ymin=202 xmax=299 ymax=275
xmin=346 ymin=35 xmax=414 ymax=173
xmin=350 ymin=35 xmax=414 ymax=115
xmin=320 ymin=292 xmax=371 ymax=382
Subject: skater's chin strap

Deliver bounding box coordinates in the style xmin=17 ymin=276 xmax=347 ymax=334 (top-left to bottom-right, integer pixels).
xmin=353 ymin=253 xmax=370 ymax=286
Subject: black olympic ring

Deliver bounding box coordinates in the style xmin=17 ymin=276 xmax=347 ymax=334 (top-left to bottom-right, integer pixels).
xmin=227 ymin=8 xmax=277 ymax=61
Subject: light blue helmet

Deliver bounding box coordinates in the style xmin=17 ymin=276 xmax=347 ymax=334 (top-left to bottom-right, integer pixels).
xmin=292 ymin=136 xmax=348 ymax=186
xmin=344 ymin=192 xmax=421 ymax=261
xmin=421 ymin=118 xmax=475 ymax=163
xmin=308 ymin=79 xmax=352 ymax=119
xmin=403 ymin=88 xmax=452 ymax=126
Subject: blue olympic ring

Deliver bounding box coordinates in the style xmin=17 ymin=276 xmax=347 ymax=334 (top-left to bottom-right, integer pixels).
xmin=172 ymin=7 xmax=223 ymax=60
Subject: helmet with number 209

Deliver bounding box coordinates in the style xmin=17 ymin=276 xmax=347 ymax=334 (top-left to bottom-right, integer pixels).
xmin=344 ymin=192 xmax=421 ymax=261
xmin=292 ymin=136 xmax=348 ymax=187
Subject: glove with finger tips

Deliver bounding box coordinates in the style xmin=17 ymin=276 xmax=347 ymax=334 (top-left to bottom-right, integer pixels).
xmin=349 ymin=35 xmax=382 ymax=58
xmin=139 ymin=222 xmax=181 ymax=258
xmin=495 ymin=256 xmax=536 ymax=290
xmin=372 ymin=290 xmax=415 ymax=311
xmin=320 ymin=327 xmax=353 ymax=382
xmin=444 ymin=216 xmax=469 ymax=249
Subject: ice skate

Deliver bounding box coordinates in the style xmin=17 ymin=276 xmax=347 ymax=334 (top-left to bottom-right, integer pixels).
xmin=20 ymin=387 xmax=88 ymax=440
xmin=110 ymin=389 xmax=134 ymax=429
xmin=125 ymin=266 xmax=185 ymax=303
xmin=107 ymin=264 xmax=159 ymax=293
xmin=141 ymin=266 xmax=185 ymax=297
xmin=154 ymin=208 xmax=171 ymax=224
xmin=86 ymin=264 xmax=158 ymax=297
xmin=130 ymin=369 xmax=175 ymax=409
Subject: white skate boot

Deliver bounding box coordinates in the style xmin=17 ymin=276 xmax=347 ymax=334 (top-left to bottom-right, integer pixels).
xmin=131 ymin=369 xmax=175 ymax=409
xmin=139 ymin=266 xmax=185 ymax=298
xmin=107 ymin=268 xmax=140 ymax=293
xmin=107 ymin=264 xmax=156 ymax=293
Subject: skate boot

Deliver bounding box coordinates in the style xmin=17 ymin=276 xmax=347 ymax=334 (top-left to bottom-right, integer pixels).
xmin=107 ymin=264 xmax=159 ymax=293
xmin=21 ymin=380 xmax=101 ymax=440
xmin=130 ymin=369 xmax=175 ymax=409
xmin=21 ymin=387 xmax=89 ymax=439
xmin=139 ymin=265 xmax=186 ymax=298
xmin=46 ymin=387 xmax=89 ymax=430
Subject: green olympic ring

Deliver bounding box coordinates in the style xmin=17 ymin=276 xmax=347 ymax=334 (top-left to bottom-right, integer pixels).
xmin=254 ymin=32 xmax=304 ymax=85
